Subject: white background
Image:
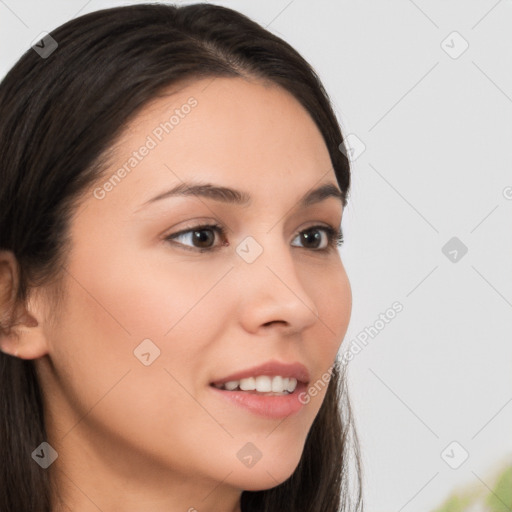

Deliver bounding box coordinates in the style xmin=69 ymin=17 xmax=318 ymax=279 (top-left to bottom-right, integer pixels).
xmin=1 ymin=1 xmax=511 ymax=510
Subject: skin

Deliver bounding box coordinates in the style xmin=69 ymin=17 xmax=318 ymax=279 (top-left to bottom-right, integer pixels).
xmin=0 ymin=76 xmax=352 ymax=512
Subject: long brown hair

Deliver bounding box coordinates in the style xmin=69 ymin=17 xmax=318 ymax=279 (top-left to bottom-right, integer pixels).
xmin=0 ymin=3 xmax=364 ymax=511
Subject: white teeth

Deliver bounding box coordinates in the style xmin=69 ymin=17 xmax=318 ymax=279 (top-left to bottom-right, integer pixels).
xmin=271 ymin=376 xmax=284 ymax=392
xmin=239 ymin=377 xmax=255 ymax=391
xmin=255 ymin=376 xmax=272 ymax=392
xmin=214 ymin=375 xmax=298 ymax=393
xmin=287 ymin=378 xmax=297 ymax=393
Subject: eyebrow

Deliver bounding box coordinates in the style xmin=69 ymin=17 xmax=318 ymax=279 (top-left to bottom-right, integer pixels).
xmin=136 ymin=181 xmax=345 ymax=212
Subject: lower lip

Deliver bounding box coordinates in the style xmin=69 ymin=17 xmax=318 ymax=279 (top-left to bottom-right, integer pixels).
xmin=209 ymin=381 xmax=308 ymax=419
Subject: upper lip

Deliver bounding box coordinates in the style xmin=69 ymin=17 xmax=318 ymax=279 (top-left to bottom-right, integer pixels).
xmin=210 ymin=359 xmax=311 ymax=386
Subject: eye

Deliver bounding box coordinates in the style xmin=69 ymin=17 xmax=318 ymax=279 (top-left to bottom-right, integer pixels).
xmin=291 ymin=225 xmax=344 ymax=251
xmin=164 ymin=223 xmax=344 ymax=253
xmin=164 ymin=223 xmax=227 ymax=253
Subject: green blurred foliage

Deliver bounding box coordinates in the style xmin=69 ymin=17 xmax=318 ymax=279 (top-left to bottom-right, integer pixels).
xmin=431 ymin=462 xmax=512 ymax=512
xmin=485 ymin=466 xmax=512 ymax=512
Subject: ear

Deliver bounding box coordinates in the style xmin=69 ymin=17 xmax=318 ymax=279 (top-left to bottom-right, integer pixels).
xmin=0 ymin=250 xmax=50 ymax=360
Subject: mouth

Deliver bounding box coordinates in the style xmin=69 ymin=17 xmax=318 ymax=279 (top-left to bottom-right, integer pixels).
xmin=208 ymin=379 xmax=309 ymax=419
xmin=209 ymin=375 xmax=302 ymax=395
xmin=208 ymin=360 xmax=311 ymax=418
xmin=209 ymin=360 xmax=310 ymax=392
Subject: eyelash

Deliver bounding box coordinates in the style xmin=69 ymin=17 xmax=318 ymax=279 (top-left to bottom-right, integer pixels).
xmin=164 ymin=223 xmax=344 ymax=254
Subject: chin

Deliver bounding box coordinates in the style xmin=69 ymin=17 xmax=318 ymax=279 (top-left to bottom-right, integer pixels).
xmin=227 ymin=454 xmax=302 ymax=492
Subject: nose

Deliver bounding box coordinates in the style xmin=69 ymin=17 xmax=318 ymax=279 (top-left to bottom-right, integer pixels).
xmin=234 ymin=235 xmax=320 ymax=336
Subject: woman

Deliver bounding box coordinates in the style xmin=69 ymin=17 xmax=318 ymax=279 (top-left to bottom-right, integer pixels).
xmin=0 ymin=3 xmax=364 ymax=511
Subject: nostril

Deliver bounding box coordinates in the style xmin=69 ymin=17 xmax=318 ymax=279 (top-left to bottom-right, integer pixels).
xmin=262 ymin=320 xmax=288 ymax=328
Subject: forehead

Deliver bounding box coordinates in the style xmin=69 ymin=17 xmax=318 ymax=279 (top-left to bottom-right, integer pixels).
xmin=117 ymin=76 xmax=330 ymax=168
xmin=86 ymin=76 xmax=337 ymax=216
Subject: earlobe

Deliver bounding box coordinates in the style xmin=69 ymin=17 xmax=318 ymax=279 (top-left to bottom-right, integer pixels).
xmin=0 ymin=305 xmax=49 ymax=360
xmin=0 ymin=250 xmax=50 ymax=360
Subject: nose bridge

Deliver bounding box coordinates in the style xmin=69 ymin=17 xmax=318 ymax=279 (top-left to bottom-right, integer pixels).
xmin=234 ymin=231 xmax=319 ymax=329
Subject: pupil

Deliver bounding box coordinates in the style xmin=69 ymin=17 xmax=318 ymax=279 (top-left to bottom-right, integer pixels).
xmin=303 ymin=230 xmax=320 ymax=248
xmin=194 ymin=229 xmax=214 ymax=247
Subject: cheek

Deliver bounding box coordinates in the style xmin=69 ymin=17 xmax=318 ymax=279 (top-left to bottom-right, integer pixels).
xmin=293 ymin=261 xmax=351 ymax=413
xmin=306 ymin=260 xmax=352 ymax=348
xmin=329 ymin=267 xmax=352 ymax=342
xmin=73 ymin=244 xmax=218 ymax=346
xmin=49 ymin=247 xmax=213 ymax=414
xmin=107 ymin=255 xmax=230 ymax=378
xmin=48 ymin=259 xmax=231 ymax=471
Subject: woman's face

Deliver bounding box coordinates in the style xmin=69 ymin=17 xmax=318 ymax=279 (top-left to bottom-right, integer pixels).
xmin=33 ymin=76 xmax=351 ymax=510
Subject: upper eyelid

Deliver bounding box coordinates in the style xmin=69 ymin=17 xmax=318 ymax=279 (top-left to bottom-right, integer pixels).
xmin=168 ymin=221 xmax=339 ymax=238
